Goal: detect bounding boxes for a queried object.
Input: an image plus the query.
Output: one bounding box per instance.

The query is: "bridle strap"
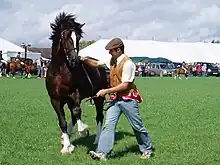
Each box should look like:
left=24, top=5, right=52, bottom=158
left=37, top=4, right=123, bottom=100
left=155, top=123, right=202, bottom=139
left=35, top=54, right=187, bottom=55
left=56, top=29, right=96, bottom=95
left=60, top=29, right=77, bottom=55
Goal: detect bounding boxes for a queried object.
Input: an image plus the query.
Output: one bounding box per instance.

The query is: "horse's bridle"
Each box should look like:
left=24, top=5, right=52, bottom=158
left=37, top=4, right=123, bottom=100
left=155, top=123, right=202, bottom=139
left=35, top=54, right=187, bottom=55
left=57, top=29, right=96, bottom=94
left=59, top=29, right=77, bottom=56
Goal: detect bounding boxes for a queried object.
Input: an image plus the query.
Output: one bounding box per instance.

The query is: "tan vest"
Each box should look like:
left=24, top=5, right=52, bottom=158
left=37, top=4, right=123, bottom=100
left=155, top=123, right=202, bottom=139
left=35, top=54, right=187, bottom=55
left=109, top=55, right=136, bottom=98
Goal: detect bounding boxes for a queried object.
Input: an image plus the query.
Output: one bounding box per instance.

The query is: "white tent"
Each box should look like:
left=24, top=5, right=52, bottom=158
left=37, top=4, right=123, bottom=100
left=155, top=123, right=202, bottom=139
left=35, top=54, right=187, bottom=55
left=79, top=39, right=220, bottom=68
left=0, top=37, right=25, bottom=53
left=0, top=37, right=26, bottom=61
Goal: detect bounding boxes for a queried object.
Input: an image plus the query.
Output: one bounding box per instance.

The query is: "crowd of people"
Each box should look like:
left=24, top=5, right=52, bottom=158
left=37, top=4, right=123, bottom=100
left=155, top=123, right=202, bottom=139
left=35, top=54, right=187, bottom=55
left=135, top=61, right=220, bottom=77
left=35, top=58, right=50, bottom=78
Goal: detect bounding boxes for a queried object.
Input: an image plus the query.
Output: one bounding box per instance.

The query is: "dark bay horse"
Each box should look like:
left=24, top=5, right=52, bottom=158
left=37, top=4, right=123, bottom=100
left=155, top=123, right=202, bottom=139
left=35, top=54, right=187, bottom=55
left=45, top=12, right=108, bottom=154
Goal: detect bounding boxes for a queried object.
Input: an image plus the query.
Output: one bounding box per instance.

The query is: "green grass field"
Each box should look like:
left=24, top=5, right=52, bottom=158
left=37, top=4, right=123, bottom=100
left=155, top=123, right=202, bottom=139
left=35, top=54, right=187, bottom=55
left=0, top=77, right=220, bottom=165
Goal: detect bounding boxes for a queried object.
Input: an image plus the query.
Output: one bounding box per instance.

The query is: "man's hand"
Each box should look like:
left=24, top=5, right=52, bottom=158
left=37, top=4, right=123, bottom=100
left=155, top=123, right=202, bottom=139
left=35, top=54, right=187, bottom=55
left=96, top=89, right=108, bottom=97
left=80, top=56, right=86, bottom=61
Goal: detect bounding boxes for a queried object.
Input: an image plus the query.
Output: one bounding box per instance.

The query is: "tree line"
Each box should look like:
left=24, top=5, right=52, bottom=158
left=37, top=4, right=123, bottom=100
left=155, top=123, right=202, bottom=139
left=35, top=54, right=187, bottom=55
left=211, top=40, right=220, bottom=43
left=79, top=40, right=96, bottom=50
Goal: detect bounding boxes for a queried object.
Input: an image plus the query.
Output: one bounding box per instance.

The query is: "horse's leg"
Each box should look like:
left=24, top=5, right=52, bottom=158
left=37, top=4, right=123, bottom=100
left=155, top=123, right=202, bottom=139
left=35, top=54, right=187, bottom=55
left=6, top=69, right=10, bottom=77
left=11, top=70, right=15, bottom=79
left=0, top=68, right=2, bottom=77
left=66, top=101, right=76, bottom=136
left=68, top=90, right=89, bottom=137
left=26, top=67, right=31, bottom=78
left=24, top=69, right=28, bottom=78
left=174, top=72, right=177, bottom=79
left=67, top=102, right=89, bottom=138
left=185, top=72, right=188, bottom=80
left=20, top=69, right=23, bottom=78
left=50, top=98, right=75, bottom=154
left=28, top=71, right=31, bottom=78
left=178, top=72, right=182, bottom=80
left=93, top=97, right=105, bottom=144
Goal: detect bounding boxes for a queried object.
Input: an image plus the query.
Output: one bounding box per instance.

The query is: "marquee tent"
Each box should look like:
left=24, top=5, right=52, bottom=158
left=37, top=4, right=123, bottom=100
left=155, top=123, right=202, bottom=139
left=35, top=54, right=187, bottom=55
left=79, top=39, right=220, bottom=68
left=0, top=37, right=42, bottom=61
left=0, top=37, right=25, bottom=53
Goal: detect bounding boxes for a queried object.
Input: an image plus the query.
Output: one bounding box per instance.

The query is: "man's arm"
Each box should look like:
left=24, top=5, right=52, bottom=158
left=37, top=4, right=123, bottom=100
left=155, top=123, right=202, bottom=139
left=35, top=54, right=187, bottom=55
left=80, top=57, right=105, bottom=68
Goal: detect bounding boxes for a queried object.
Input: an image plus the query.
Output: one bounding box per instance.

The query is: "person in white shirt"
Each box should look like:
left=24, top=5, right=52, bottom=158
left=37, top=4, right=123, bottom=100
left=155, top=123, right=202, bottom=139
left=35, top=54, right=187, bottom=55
left=35, top=58, right=42, bottom=78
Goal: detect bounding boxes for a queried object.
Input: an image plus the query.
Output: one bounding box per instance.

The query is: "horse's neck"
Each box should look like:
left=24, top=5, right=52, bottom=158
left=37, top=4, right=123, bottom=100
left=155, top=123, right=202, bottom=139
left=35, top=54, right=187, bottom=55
left=51, top=58, right=69, bottom=73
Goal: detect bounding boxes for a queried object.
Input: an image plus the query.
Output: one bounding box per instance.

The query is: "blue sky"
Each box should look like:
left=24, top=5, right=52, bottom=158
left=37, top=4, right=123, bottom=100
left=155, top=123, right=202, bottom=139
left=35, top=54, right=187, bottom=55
left=1, top=0, right=220, bottom=47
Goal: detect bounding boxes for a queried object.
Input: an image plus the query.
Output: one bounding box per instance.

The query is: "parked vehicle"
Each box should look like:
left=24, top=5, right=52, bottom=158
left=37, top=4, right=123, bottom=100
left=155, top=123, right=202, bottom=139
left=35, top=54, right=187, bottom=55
left=145, top=63, right=175, bottom=77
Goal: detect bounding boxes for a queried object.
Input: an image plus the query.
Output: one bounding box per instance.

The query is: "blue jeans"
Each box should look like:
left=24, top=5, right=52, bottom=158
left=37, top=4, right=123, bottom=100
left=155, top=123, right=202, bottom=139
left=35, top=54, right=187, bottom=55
left=96, top=99, right=153, bottom=154
left=37, top=65, right=41, bottom=77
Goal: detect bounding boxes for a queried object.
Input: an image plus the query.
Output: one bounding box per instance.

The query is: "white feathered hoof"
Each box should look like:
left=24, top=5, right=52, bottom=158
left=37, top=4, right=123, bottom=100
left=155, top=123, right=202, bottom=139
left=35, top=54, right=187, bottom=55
left=60, top=144, right=75, bottom=154
left=79, top=129, right=89, bottom=137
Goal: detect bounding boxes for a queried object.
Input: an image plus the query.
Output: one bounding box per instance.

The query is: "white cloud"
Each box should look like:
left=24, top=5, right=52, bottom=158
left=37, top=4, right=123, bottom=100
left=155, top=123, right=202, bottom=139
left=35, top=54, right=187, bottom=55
left=0, top=0, right=220, bottom=47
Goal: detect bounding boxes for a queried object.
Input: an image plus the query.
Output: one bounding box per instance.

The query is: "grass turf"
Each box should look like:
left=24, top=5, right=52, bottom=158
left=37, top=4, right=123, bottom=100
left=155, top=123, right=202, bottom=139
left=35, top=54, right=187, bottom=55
left=0, top=77, right=220, bottom=165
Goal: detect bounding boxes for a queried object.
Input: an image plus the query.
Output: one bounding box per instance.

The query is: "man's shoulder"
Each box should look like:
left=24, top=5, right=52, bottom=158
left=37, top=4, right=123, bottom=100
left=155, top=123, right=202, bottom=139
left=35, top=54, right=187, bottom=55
left=123, top=59, right=136, bottom=69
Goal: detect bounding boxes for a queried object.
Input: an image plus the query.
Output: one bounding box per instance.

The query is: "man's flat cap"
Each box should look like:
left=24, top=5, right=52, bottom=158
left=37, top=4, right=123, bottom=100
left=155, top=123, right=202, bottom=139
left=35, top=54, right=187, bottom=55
left=105, top=38, right=124, bottom=50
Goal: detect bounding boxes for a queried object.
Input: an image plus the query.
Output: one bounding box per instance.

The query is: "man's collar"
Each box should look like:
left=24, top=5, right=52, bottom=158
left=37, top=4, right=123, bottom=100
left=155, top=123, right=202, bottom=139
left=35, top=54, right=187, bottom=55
left=116, top=54, right=125, bottom=65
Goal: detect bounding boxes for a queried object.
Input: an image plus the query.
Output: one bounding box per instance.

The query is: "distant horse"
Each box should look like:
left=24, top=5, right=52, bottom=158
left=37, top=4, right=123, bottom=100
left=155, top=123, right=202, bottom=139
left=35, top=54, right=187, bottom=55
left=8, top=58, right=35, bottom=78
left=0, top=60, right=7, bottom=77
left=45, top=12, right=108, bottom=154
left=174, top=65, right=189, bottom=80
left=24, top=59, right=37, bottom=76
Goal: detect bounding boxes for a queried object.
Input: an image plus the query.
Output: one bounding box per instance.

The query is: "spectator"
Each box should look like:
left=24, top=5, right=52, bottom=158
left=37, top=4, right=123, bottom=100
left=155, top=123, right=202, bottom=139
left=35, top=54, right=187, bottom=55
left=201, top=64, right=207, bottom=77
left=35, top=58, right=42, bottom=78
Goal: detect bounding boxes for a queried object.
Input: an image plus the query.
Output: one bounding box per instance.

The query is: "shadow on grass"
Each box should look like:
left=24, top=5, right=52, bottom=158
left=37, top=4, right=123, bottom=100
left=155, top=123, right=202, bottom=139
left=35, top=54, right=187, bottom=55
left=72, top=131, right=156, bottom=159
left=111, top=145, right=156, bottom=159
left=72, top=131, right=134, bottom=153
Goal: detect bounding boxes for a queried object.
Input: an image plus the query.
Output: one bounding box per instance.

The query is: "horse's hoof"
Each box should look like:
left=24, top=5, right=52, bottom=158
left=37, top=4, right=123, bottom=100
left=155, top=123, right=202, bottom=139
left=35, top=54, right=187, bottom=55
left=60, top=144, right=75, bottom=154
left=79, top=129, right=89, bottom=137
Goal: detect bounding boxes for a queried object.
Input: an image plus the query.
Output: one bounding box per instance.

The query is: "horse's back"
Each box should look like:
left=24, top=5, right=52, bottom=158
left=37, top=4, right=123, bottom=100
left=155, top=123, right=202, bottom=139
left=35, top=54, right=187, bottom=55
left=82, top=62, right=108, bottom=89
left=74, top=62, right=109, bottom=98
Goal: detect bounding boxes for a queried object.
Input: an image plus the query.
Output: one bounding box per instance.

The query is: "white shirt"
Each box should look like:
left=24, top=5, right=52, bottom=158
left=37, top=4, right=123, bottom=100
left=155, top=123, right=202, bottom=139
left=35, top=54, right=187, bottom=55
left=97, top=54, right=136, bottom=83
left=36, top=59, right=41, bottom=66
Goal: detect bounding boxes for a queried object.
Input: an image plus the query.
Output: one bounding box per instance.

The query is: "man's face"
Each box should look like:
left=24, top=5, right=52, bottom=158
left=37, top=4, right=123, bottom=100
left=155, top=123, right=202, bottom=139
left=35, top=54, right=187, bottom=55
left=109, top=48, right=121, bottom=58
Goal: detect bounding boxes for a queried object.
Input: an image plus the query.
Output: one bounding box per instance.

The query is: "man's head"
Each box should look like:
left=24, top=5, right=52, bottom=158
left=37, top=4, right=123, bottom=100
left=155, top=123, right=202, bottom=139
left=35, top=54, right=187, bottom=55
left=105, top=38, right=124, bottom=58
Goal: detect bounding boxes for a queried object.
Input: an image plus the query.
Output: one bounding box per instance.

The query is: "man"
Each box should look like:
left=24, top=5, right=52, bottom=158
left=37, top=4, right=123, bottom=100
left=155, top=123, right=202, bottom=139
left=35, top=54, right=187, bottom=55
left=16, top=52, right=21, bottom=61
left=0, top=50, right=3, bottom=60
left=80, top=38, right=153, bottom=160
left=182, top=61, right=187, bottom=72
left=35, top=58, right=42, bottom=78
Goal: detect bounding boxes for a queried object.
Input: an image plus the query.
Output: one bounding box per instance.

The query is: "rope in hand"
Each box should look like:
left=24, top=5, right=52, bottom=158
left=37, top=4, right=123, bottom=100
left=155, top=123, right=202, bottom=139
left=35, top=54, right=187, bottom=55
left=85, top=95, right=113, bottom=111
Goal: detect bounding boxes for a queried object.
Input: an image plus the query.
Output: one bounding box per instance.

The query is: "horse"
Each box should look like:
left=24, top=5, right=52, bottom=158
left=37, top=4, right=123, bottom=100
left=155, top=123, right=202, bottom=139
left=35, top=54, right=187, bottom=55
left=45, top=12, right=108, bottom=154
left=24, top=59, right=37, bottom=76
left=174, top=65, right=189, bottom=80
left=8, top=58, right=35, bottom=78
left=0, top=60, right=7, bottom=77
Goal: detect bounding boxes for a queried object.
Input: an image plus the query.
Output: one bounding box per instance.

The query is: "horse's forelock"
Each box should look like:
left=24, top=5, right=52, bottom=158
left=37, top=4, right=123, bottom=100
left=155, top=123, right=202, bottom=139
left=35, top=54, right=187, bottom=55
left=49, top=12, right=83, bottom=43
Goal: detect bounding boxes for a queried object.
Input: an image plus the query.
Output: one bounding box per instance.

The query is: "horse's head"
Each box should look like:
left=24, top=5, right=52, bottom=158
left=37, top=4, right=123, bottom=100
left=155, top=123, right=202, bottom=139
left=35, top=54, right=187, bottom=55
left=49, top=12, right=84, bottom=67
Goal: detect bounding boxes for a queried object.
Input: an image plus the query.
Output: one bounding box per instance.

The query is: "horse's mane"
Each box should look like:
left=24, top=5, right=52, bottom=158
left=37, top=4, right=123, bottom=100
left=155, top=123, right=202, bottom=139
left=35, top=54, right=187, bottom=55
left=49, top=12, right=83, bottom=42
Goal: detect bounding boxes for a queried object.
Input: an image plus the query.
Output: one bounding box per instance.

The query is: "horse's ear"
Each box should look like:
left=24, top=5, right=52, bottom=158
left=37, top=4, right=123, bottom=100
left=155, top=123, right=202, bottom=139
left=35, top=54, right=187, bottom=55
left=79, top=23, right=85, bottom=29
